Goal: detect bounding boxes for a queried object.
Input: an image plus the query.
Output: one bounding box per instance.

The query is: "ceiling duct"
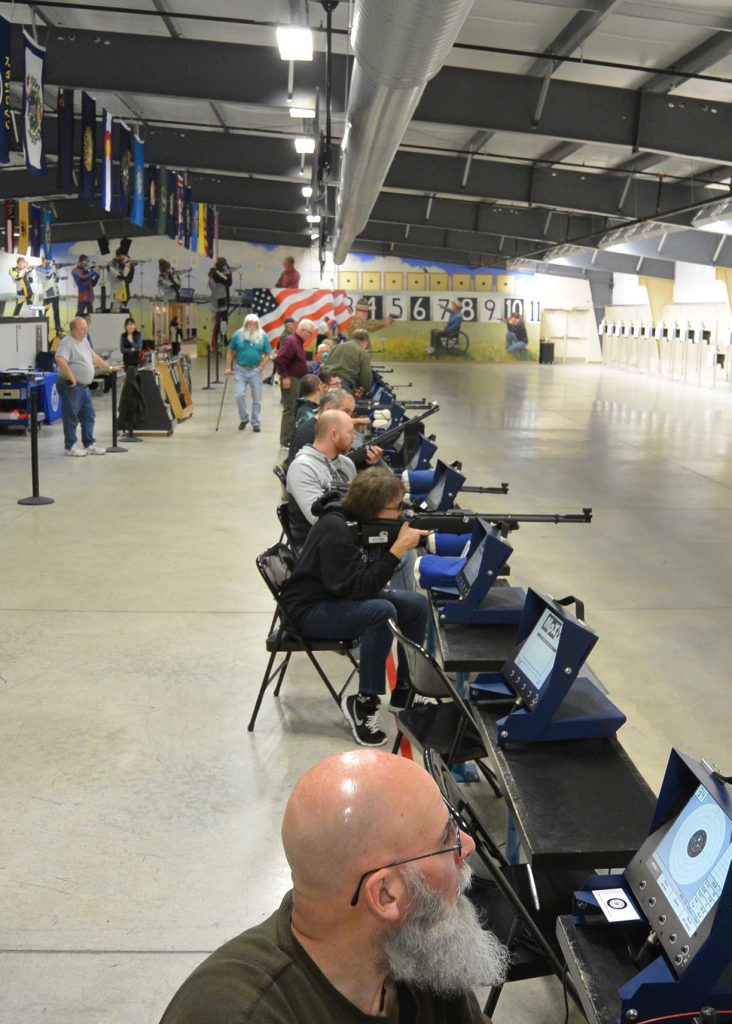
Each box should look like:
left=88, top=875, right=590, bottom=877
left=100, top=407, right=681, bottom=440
left=332, top=0, right=473, bottom=264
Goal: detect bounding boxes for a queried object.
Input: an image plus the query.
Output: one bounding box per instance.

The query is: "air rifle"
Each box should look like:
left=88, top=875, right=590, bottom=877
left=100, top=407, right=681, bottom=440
left=368, top=401, right=439, bottom=450
left=358, top=507, right=593, bottom=545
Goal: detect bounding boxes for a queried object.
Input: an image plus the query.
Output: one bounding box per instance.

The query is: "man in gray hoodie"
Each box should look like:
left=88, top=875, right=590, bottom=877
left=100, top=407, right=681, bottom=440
left=286, top=409, right=357, bottom=545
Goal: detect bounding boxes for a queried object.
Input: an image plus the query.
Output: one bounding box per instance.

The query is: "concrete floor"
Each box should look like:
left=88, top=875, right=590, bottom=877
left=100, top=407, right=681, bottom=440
left=2, top=358, right=731, bottom=1022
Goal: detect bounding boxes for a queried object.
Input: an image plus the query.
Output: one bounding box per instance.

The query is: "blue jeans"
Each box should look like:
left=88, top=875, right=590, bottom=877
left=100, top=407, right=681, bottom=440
left=298, top=589, right=429, bottom=696
left=58, top=379, right=96, bottom=449
left=234, top=365, right=263, bottom=427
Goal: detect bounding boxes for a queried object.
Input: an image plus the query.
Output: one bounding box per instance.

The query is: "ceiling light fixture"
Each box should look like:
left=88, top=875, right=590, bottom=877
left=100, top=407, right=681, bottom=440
left=302, top=185, right=313, bottom=198
left=276, top=26, right=313, bottom=61
left=294, top=137, right=315, bottom=154
left=289, top=107, right=316, bottom=119
left=307, top=213, right=321, bottom=223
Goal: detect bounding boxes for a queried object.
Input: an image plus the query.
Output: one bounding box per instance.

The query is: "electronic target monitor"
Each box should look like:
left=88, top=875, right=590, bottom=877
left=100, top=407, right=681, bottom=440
left=626, top=781, right=732, bottom=976
left=456, top=534, right=488, bottom=598
left=502, top=606, right=564, bottom=708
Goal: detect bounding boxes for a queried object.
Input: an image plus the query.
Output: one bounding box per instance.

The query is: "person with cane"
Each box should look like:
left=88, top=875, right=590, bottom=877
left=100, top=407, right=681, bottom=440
left=224, top=313, right=271, bottom=432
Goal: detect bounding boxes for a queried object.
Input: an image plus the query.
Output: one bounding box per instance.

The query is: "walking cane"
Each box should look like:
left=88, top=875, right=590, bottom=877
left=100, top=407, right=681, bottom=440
left=215, top=372, right=230, bottom=432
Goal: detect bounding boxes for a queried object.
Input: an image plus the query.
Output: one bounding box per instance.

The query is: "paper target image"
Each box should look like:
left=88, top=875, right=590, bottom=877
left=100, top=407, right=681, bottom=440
left=652, top=785, right=732, bottom=937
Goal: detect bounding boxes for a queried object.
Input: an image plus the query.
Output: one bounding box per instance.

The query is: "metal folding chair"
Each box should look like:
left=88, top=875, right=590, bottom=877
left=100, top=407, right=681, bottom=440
left=247, top=542, right=359, bottom=731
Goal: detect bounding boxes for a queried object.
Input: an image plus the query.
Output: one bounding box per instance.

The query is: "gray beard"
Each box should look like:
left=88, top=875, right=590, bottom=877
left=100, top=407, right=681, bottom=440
left=244, top=329, right=261, bottom=342
left=381, top=863, right=509, bottom=998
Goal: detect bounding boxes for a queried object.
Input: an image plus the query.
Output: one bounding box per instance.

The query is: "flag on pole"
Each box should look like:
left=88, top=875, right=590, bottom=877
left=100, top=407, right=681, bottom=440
left=130, top=135, right=144, bottom=226
left=100, top=108, right=113, bottom=211
left=175, top=173, right=184, bottom=245
left=0, top=17, right=12, bottom=165
left=250, top=289, right=354, bottom=338
left=56, top=88, right=74, bottom=193
left=156, top=165, right=167, bottom=235
left=79, top=91, right=96, bottom=202
left=17, top=200, right=29, bottom=253
left=29, top=203, right=41, bottom=256
left=197, top=202, right=207, bottom=255
left=166, top=169, right=176, bottom=239
left=4, top=199, right=15, bottom=252
left=146, top=164, right=158, bottom=231
left=42, top=207, right=52, bottom=258
left=22, top=30, right=47, bottom=175
left=117, top=120, right=132, bottom=216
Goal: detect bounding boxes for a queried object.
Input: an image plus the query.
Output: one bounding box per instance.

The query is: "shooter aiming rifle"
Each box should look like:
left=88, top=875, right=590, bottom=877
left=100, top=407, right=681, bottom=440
left=358, top=507, right=593, bottom=546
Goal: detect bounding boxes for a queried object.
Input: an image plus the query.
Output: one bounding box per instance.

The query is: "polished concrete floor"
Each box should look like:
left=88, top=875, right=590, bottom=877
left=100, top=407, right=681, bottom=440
left=2, top=358, right=731, bottom=1022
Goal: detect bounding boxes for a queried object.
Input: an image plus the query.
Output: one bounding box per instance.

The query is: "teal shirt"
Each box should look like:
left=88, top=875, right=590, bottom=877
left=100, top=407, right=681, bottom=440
left=228, top=329, right=271, bottom=367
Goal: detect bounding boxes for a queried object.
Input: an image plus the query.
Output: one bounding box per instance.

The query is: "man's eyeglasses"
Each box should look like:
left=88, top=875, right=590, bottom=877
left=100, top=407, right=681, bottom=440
left=349, top=802, right=469, bottom=907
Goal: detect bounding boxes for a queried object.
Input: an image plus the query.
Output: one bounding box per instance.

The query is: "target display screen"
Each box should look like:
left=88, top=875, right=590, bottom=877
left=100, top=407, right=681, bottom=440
left=460, top=537, right=487, bottom=590
left=513, top=609, right=563, bottom=692
left=649, top=784, right=732, bottom=938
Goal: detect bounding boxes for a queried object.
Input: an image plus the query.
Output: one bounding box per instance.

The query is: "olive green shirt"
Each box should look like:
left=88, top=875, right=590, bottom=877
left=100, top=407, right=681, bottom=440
left=158, top=892, right=490, bottom=1024
left=325, top=339, right=372, bottom=390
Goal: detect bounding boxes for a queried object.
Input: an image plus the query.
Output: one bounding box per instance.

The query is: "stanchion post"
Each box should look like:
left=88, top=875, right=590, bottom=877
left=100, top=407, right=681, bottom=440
left=213, top=339, right=222, bottom=384
left=201, top=343, right=214, bottom=390
left=106, top=370, right=128, bottom=453
left=18, top=385, right=54, bottom=506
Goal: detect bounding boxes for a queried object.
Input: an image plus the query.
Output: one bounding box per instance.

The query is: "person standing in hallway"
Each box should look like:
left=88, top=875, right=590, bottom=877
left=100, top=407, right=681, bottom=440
left=274, top=318, right=317, bottom=448
left=55, top=316, right=120, bottom=457
left=225, top=313, right=271, bottom=433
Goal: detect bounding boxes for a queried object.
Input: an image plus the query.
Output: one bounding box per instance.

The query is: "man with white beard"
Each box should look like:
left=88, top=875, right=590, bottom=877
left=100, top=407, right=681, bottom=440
left=158, top=750, right=507, bottom=1023
left=225, top=313, right=272, bottom=432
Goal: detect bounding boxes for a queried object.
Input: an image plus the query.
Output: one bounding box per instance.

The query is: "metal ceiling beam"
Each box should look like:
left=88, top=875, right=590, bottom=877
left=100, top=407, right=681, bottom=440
left=526, top=0, right=623, bottom=77
left=641, top=30, right=732, bottom=93
left=510, top=1, right=732, bottom=33
left=417, top=66, right=732, bottom=166
left=151, top=0, right=181, bottom=41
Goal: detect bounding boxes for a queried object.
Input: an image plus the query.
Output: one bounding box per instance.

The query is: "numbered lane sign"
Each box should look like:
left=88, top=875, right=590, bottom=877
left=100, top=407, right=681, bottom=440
left=410, top=295, right=432, bottom=321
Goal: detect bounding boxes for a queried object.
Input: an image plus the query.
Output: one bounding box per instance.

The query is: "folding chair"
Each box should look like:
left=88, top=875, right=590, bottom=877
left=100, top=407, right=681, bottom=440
left=272, top=463, right=288, bottom=501
left=248, top=542, right=360, bottom=731
left=387, top=619, right=499, bottom=795
left=424, top=749, right=562, bottom=1017
left=276, top=502, right=299, bottom=550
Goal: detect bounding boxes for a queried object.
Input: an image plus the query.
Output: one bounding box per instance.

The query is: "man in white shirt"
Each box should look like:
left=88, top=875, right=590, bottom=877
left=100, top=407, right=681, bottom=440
left=55, top=317, right=119, bottom=457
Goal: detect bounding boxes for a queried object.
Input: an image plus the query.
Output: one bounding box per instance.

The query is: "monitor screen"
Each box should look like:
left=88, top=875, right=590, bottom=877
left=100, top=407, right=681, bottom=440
left=648, top=784, right=732, bottom=940
left=461, top=536, right=487, bottom=590
left=512, top=608, right=563, bottom=692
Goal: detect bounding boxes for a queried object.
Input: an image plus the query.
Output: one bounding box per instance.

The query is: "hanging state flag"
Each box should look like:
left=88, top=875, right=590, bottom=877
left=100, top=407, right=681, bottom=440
left=183, top=185, right=192, bottom=249
left=22, top=30, right=47, bottom=175
left=100, top=108, right=113, bottom=211
left=42, top=207, right=52, bottom=258
left=206, top=204, right=215, bottom=258
left=191, top=201, right=198, bottom=253
left=117, top=120, right=132, bottom=216
left=197, top=202, right=207, bottom=255
left=29, top=203, right=41, bottom=256
left=79, top=91, right=96, bottom=202
left=56, top=88, right=74, bottom=193
left=17, top=200, right=29, bottom=253
left=156, top=165, right=168, bottom=234
left=130, top=134, right=144, bottom=226
left=0, top=17, right=11, bottom=165
left=166, top=168, right=176, bottom=239
left=175, top=173, right=184, bottom=245
left=146, top=164, right=158, bottom=231
left=4, top=199, right=15, bottom=252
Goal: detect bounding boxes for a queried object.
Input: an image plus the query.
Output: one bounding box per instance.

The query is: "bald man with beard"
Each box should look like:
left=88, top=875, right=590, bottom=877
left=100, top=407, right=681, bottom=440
left=159, top=751, right=506, bottom=1023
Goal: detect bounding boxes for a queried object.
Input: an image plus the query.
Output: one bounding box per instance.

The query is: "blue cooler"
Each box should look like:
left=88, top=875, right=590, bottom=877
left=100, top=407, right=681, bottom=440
left=39, top=371, right=61, bottom=423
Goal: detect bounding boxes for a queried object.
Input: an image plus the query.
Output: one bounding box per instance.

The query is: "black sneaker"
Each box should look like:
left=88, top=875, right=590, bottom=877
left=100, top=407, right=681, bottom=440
left=252, top=425, right=261, bottom=432
left=341, top=693, right=387, bottom=746
left=239, top=421, right=248, bottom=431
left=389, top=683, right=432, bottom=711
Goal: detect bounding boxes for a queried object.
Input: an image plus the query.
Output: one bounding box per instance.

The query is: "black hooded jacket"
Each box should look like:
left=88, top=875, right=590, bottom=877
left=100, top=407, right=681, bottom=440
left=279, top=494, right=399, bottom=625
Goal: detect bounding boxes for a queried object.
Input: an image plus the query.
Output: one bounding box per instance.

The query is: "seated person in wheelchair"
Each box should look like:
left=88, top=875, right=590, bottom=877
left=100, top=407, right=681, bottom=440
left=158, top=750, right=507, bottom=1024
left=427, top=300, right=462, bottom=356
left=280, top=467, right=430, bottom=746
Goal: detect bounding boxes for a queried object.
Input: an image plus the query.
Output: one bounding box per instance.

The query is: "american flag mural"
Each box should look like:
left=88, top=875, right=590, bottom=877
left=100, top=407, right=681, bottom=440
left=250, top=288, right=353, bottom=339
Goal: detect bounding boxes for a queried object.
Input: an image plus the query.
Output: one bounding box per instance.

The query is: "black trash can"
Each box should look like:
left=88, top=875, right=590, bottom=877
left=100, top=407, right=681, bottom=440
left=539, top=340, right=555, bottom=365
